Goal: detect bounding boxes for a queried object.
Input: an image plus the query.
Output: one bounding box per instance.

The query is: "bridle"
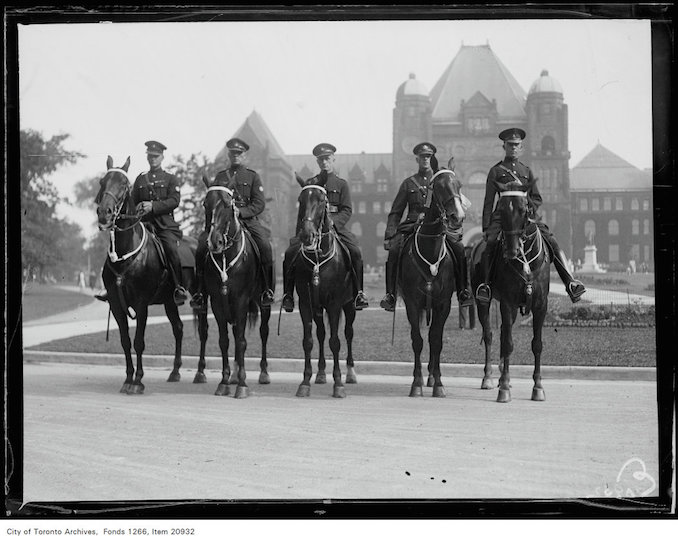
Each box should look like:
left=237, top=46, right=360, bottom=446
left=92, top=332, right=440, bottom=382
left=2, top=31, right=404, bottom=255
left=206, top=186, right=245, bottom=285
left=298, top=185, right=337, bottom=285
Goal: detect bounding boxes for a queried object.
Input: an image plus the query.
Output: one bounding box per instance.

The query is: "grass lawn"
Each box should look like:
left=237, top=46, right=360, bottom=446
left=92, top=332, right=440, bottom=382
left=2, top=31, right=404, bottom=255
left=22, top=285, right=96, bottom=321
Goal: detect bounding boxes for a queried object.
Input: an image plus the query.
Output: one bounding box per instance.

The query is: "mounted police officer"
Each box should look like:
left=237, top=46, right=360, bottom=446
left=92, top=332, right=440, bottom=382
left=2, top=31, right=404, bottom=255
left=380, top=142, right=473, bottom=312
left=189, top=137, right=275, bottom=310
left=96, top=140, right=188, bottom=305
left=281, top=143, right=369, bottom=313
left=475, top=127, right=586, bottom=304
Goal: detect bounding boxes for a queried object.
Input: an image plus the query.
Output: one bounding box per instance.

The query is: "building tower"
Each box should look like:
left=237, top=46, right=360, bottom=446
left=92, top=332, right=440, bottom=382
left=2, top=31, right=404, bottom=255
left=392, top=73, right=432, bottom=184
left=525, top=69, right=573, bottom=256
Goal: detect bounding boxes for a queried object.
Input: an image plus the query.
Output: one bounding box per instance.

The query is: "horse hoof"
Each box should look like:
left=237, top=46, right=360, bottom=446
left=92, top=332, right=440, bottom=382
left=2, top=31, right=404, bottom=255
left=345, top=368, right=357, bottom=384
left=481, top=377, right=495, bottom=390
left=409, top=385, right=424, bottom=397
left=167, top=371, right=181, bottom=382
left=215, top=383, right=230, bottom=396
left=296, top=385, right=311, bottom=397
left=426, top=375, right=434, bottom=388
left=259, top=372, right=271, bottom=385
left=432, top=385, right=446, bottom=398
left=235, top=386, right=249, bottom=399
left=127, top=383, right=145, bottom=395
left=315, top=372, right=327, bottom=384
left=531, top=388, right=545, bottom=402
left=120, top=383, right=131, bottom=394
left=496, top=389, right=511, bottom=403
left=193, top=372, right=207, bottom=384
left=333, top=385, right=346, bottom=398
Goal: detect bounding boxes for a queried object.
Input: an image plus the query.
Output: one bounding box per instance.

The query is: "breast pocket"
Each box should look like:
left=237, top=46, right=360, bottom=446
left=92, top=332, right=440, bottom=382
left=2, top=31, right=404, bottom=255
left=237, top=182, right=252, bottom=202
left=328, top=189, right=341, bottom=206
left=152, top=182, right=168, bottom=200
left=407, top=187, right=423, bottom=206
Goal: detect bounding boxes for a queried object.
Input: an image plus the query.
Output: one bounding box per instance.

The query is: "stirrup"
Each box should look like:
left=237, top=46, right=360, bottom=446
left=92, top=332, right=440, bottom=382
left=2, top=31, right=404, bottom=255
left=282, top=293, right=295, bottom=313
left=475, top=284, right=492, bottom=304
left=190, top=292, right=205, bottom=310
left=567, top=281, right=586, bottom=303
left=354, top=291, right=369, bottom=311
left=260, top=289, right=274, bottom=306
left=173, top=286, right=188, bottom=305
left=458, top=288, right=474, bottom=307
left=380, top=293, right=396, bottom=312
left=95, top=291, right=108, bottom=302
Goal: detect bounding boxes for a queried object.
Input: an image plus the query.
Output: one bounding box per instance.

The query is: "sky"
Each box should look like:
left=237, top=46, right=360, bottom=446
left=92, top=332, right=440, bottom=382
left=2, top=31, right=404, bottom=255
left=17, top=17, right=653, bottom=240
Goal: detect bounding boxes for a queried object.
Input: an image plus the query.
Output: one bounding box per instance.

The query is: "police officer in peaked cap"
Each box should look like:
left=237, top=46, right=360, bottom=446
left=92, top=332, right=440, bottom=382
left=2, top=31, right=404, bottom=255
left=475, top=127, right=585, bottom=303
left=190, top=137, right=276, bottom=310
left=379, top=142, right=472, bottom=311
left=96, top=140, right=189, bottom=305
left=281, top=142, right=369, bottom=312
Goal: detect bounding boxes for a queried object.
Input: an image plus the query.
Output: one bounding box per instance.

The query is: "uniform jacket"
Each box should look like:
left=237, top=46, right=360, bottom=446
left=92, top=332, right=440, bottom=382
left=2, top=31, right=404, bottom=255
left=384, top=171, right=435, bottom=240
left=131, top=168, right=181, bottom=232
left=206, top=165, right=266, bottom=230
left=482, top=158, right=543, bottom=231
left=302, top=171, right=352, bottom=231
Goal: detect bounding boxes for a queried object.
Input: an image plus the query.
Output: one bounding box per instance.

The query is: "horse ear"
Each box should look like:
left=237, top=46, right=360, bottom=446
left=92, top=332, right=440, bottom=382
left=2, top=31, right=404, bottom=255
left=106, top=155, right=113, bottom=170
left=295, top=173, right=305, bottom=187
left=122, top=156, right=131, bottom=172
left=202, top=175, right=211, bottom=188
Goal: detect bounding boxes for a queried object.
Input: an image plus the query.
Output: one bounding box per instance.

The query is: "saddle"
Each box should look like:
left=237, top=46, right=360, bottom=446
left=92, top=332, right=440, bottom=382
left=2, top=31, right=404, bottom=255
left=145, top=224, right=196, bottom=270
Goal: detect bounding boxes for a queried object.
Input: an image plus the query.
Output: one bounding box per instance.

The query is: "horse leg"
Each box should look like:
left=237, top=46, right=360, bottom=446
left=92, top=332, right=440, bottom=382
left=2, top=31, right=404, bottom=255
left=258, top=306, right=271, bottom=385
left=233, top=319, right=249, bottom=399
left=164, top=301, right=184, bottom=383
left=497, top=302, right=517, bottom=403
left=194, top=309, right=209, bottom=384
left=405, top=305, right=424, bottom=397
left=214, top=309, right=231, bottom=396
left=343, top=303, right=357, bottom=384
left=477, top=301, right=494, bottom=389
left=111, top=307, right=134, bottom=394
left=327, top=308, right=345, bottom=398
left=531, top=302, right=546, bottom=401
left=314, top=314, right=327, bottom=384
left=129, top=306, right=148, bottom=395
left=428, top=304, right=451, bottom=398
left=295, top=305, right=314, bottom=397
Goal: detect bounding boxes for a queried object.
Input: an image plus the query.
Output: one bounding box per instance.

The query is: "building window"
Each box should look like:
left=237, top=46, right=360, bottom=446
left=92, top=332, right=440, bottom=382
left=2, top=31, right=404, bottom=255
left=632, top=219, right=639, bottom=235
left=643, top=219, right=650, bottom=235
left=591, top=198, right=599, bottom=211
left=352, top=182, right=362, bottom=194
left=376, top=178, right=388, bottom=193
left=603, top=197, right=611, bottom=211
left=615, top=197, right=623, bottom=210
left=642, top=199, right=650, bottom=210
left=580, top=198, right=588, bottom=212
left=631, top=198, right=639, bottom=210
left=351, top=222, right=362, bottom=237
left=358, top=201, right=366, bottom=214
left=609, top=244, right=619, bottom=262
left=630, top=244, right=640, bottom=262
left=376, top=221, right=386, bottom=238
left=541, top=135, right=555, bottom=155
left=384, top=201, right=392, bottom=214
left=373, top=201, right=381, bottom=214
left=608, top=219, right=619, bottom=236
left=644, top=245, right=650, bottom=262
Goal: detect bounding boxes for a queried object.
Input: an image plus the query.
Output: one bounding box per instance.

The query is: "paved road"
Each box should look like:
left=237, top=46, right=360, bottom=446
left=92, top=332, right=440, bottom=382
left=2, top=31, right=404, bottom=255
left=21, top=362, right=659, bottom=504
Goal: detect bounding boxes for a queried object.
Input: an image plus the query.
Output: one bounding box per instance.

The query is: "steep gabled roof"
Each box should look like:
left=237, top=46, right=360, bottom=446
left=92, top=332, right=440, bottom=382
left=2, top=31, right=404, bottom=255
left=430, top=44, right=526, bottom=122
left=215, top=109, right=287, bottom=165
left=286, top=153, right=392, bottom=184
left=571, top=143, right=652, bottom=191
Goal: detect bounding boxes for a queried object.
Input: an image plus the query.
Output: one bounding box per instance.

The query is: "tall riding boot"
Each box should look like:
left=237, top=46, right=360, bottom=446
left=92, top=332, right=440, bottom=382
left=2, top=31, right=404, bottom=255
left=167, top=250, right=188, bottom=306
left=380, top=248, right=399, bottom=311
left=260, top=262, right=275, bottom=307
left=281, top=245, right=298, bottom=312
left=189, top=247, right=207, bottom=310
left=551, top=245, right=586, bottom=303
left=475, top=240, right=497, bottom=303
left=450, top=240, right=473, bottom=306
left=351, top=255, right=369, bottom=310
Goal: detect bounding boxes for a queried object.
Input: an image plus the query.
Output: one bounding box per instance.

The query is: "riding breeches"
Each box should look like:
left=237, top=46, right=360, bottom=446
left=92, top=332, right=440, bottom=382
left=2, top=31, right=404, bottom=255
left=155, top=227, right=184, bottom=287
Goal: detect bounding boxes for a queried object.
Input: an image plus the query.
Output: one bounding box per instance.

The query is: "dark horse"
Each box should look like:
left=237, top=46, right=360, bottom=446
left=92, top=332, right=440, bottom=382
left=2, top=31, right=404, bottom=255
left=292, top=184, right=357, bottom=398
left=96, top=156, right=195, bottom=393
left=397, top=170, right=466, bottom=397
left=470, top=181, right=550, bottom=403
left=193, top=180, right=271, bottom=398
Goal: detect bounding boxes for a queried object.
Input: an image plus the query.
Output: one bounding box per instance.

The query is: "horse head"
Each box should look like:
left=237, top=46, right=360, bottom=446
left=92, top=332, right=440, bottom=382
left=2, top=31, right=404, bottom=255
left=297, top=185, right=330, bottom=250
left=96, top=155, right=132, bottom=230
left=204, top=183, right=239, bottom=255
left=495, top=180, right=530, bottom=260
left=431, top=169, right=466, bottom=224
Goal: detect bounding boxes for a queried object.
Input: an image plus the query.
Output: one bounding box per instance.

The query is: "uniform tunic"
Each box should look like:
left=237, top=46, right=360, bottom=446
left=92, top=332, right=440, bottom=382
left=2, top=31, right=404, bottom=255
left=132, top=168, right=182, bottom=239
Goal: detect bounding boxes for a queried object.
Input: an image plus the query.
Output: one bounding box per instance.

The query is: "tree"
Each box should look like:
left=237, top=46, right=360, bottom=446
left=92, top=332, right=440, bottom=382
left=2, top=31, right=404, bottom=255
left=20, top=129, right=84, bottom=282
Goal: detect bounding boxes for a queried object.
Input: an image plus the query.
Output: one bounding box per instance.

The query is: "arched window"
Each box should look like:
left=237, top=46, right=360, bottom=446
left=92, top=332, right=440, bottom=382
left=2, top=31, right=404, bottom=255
left=351, top=222, right=362, bottom=237
left=541, top=136, right=555, bottom=154
left=376, top=221, right=387, bottom=238
left=631, top=219, right=639, bottom=235
left=631, top=198, right=639, bottom=210
left=643, top=219, right=650, bottom=234
left=608, top=219, right=619, bottom=236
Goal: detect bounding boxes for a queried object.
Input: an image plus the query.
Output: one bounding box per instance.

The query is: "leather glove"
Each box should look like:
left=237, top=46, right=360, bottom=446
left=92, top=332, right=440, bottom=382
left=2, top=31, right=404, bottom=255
left=136, top=201, right=152, bottom=216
